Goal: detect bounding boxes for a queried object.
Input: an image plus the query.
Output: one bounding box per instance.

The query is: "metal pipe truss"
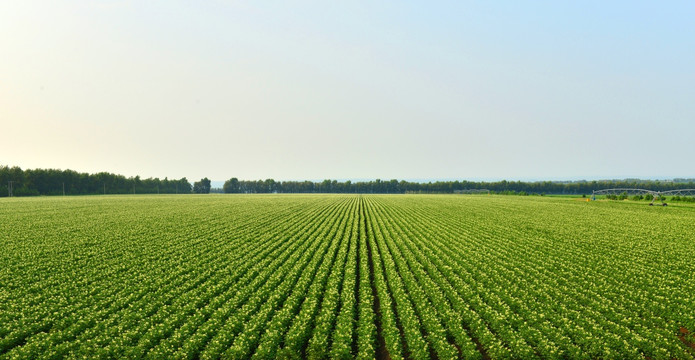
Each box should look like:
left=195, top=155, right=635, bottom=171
left=660, top=189, right=695, bottom=197
left=453, top=189, right=490, bottom=194
left=591, top=188, right=695, bottom=205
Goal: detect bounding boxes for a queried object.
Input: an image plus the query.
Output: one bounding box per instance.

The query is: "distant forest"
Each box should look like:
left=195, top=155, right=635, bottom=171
left=220, top=177, right=695, bottom=195
left=0, top=166, right=192, bottom=196
left=2, top=165, right=694, bottom=197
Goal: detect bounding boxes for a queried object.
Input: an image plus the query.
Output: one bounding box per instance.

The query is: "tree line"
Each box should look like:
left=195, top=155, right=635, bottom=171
left=0, top=166, right=197, bottom=196
left=3, top=165, right=694, bottom=197
left=222, top=177, right=695, bottom=195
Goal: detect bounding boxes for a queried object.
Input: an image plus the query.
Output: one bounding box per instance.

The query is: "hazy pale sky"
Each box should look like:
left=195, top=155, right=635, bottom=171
left=2, top=1, right=694, bottom=182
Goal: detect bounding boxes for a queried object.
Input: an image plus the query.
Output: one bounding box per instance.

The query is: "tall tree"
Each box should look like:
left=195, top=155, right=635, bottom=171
left=223, top=177, right=240, bottom=193
left=193, top=177, right=211, bottom=194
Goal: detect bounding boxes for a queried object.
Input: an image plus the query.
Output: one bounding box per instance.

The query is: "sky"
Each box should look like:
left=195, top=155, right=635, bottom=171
left=2, top=1, right=694, bottom=182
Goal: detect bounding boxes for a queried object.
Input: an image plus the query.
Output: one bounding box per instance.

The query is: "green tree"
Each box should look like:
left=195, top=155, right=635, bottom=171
left=193, top=178, right=211, bottom=194
left=223, top=177, right=240, bottom=193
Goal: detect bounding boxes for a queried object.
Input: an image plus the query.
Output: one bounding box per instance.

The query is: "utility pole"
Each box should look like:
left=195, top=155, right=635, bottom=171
left=7, top=181, right=13, bottom=197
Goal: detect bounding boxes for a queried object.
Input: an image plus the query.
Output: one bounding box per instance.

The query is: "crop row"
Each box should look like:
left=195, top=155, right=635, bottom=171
left=1, top=196, right=365, bottom=359
left=2, top=194, right=694, bottom=359
left=362, top=195, right=695, bottom=359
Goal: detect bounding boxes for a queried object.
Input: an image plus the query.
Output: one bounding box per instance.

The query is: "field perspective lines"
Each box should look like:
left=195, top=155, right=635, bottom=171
left=1, top=194, right=695, bottom=359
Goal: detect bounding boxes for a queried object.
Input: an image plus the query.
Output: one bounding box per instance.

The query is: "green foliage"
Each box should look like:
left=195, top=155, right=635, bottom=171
left=4, top=164, right=695, bottom=196
left=671, top=195, right=695, bottom=203
left=0, top=165, right=191, bottom=196
left=1, top=195, right=694, bottom=359
left=223, top=177, right=240, bottom=193
left=193, top=178, right=211, bottom=194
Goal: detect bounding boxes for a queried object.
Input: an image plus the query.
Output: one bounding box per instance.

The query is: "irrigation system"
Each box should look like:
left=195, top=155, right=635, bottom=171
left=591, top=188, right=695, bottom=205
left=453, top=189, right=490, bottom=194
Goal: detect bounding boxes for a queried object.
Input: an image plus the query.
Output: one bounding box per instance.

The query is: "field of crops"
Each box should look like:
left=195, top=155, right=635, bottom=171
left=1, top=194, right=695, bottom=359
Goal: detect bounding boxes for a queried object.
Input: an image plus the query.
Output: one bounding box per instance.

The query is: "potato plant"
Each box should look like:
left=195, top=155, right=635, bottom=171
left=1, top=194, right=694, bottom=359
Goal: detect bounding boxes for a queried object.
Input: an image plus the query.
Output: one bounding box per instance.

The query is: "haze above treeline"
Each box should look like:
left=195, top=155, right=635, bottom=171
left=2, top=165, right=694, bottom=197
left=3, top=2, right=694, bottom=182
